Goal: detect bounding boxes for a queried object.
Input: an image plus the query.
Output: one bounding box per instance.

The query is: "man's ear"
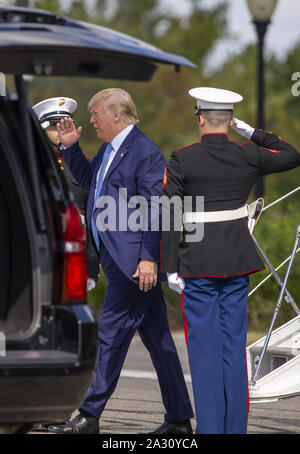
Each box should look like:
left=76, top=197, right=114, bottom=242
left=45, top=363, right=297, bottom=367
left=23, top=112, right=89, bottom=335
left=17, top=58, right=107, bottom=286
left=199, top=115, right=205, bottom=127
left=114, top=111, right=121, bottom=122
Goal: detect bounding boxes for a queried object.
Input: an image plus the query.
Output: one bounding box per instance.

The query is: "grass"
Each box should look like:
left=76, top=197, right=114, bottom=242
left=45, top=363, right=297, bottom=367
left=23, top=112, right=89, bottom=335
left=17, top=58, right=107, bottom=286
left=247, top=331, right=266, bottom=346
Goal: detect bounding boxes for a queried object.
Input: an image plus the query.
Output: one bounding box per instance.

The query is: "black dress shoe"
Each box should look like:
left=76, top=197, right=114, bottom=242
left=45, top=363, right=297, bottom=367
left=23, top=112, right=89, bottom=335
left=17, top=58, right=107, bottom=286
left=46, top=413, right=99, bottom=434
left=147, top=420, right=193, bottom=434
left=30, top=422, right=57, bottom=433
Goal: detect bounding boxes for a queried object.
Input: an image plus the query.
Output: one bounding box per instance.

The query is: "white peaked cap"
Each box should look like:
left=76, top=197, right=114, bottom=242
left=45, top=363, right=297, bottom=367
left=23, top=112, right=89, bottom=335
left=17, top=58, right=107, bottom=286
left=188, top=87, right=243, bottom=111
left=32, top=97, right=77, bottom=129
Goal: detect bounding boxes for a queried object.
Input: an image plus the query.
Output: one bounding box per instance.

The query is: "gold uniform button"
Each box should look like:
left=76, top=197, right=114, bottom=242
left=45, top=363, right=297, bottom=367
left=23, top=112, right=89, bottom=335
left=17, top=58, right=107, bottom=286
left=60, top=166, right=64, bottom=170
left=58, top=159, right=62, bottom=163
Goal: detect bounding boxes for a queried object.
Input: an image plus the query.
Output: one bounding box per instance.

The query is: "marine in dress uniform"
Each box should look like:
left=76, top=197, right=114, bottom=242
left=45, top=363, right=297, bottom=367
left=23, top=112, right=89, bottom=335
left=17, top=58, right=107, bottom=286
left=161, top=87, right=300, bottom=434
left=32, top=98, right=100, bottom=286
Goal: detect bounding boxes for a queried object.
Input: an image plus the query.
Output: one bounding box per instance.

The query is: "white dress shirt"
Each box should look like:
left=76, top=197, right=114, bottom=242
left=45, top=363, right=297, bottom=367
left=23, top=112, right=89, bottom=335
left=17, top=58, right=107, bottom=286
left=95, top=124, right=134, bottom=192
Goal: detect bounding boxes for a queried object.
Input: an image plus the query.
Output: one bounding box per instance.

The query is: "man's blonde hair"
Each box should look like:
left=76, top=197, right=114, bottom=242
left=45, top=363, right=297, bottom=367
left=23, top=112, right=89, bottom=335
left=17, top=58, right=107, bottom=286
left=88, top=88, right=139, bottom=125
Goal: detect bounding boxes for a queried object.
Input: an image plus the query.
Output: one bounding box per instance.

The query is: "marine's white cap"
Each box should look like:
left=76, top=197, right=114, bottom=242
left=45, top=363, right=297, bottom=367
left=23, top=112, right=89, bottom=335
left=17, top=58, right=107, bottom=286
left=189, top=87, right=243, bottom=112
left=32, top=97, right=77, bottom=129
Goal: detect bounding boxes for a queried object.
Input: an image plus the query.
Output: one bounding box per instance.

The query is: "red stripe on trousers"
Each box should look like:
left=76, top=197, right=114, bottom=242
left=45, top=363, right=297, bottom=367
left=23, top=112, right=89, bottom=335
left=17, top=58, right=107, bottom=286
left=181, top=291, right=189, bottom=358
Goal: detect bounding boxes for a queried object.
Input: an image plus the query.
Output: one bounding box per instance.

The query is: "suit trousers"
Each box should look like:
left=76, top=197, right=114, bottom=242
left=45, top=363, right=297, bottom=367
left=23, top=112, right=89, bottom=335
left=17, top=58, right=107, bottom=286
left=80, top=244, right=194, bottom=422
left=182, top=275, right=249, bottom=434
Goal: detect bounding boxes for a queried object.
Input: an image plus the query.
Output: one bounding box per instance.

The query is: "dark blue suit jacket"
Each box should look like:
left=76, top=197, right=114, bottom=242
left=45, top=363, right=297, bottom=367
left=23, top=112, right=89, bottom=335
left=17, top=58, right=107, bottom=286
left=62, top=125, right=166, bottom=283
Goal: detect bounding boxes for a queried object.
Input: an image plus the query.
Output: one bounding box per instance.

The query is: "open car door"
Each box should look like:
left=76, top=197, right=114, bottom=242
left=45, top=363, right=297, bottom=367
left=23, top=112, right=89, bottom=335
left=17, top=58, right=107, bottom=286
left=0, top=6, right=196, bottom=79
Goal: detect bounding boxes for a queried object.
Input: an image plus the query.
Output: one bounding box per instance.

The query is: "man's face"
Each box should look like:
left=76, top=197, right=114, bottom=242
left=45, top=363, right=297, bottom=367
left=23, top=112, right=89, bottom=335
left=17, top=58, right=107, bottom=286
left=45, top=124, right=59, bottom=146
left=89, top=99, right=116, bottom=142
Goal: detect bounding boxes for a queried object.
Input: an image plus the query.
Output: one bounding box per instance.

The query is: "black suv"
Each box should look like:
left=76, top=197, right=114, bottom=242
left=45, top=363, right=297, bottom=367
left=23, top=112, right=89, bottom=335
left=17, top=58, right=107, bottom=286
left=0, top=6, right=195, bottom=431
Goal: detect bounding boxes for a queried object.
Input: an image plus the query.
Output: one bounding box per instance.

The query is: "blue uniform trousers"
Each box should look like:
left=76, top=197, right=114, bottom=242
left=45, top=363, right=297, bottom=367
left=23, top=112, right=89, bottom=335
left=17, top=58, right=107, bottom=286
left=80, top=245, right=194, bottom=422
left=182, top=275, right=249, bottom=434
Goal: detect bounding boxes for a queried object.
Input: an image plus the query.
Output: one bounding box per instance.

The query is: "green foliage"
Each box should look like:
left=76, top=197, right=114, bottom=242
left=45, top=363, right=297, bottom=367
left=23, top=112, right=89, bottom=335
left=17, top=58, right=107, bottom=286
left=32, top=0, right=62, bottom=15
left=248, top=199, right=300, bottom=332
left=26, top=0, right=300, bottom=332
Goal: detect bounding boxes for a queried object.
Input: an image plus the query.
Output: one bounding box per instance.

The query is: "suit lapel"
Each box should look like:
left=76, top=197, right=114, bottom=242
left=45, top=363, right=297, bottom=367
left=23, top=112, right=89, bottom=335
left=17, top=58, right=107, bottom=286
left=100, top=125, right=140, bottom=191
left=103, top=143, right=129, bottom=182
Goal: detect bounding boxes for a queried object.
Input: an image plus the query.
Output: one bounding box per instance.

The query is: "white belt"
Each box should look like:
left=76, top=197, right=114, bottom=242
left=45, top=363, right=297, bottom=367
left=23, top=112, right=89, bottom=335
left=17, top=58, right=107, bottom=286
left=183, top=205, right=248, bottom=224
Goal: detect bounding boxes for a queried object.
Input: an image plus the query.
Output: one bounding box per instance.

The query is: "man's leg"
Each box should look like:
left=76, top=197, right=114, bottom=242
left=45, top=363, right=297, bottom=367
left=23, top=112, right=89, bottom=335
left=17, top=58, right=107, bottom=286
left=182, top=278, right=225, bottom=434
left=79, top=260, right=151, bottom=419
left=218, top=275, right=249, bottom=434
left=45, top=249, right=152, bottom=434
left=138, top=284, right=194, bottom=424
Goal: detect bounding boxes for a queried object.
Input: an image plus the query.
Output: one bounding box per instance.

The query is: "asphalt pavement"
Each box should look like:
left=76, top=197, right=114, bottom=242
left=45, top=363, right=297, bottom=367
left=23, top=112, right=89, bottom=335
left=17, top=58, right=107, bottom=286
left=25, top=331, right=300, bottom=435
left=98, top=332, right=300, bottom=435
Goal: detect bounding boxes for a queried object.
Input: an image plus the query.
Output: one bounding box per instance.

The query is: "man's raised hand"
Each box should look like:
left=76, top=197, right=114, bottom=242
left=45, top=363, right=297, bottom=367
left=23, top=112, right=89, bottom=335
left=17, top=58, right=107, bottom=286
left=231, top=118, right=254, bottom=140
left=57, top=117, right=82, bottom=148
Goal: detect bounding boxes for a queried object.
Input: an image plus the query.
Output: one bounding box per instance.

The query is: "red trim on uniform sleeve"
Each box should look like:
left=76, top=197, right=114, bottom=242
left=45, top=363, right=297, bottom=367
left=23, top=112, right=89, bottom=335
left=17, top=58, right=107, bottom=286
left=162, top=167, right=168, bottom=188
left=241, top=142, right=280, bottom=153
left=261, top=147, right=280, bottom=153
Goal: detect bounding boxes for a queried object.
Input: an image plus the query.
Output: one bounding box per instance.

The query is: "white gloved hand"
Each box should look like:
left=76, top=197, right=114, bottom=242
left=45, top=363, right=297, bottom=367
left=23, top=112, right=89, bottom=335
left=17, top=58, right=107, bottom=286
left=87, top=278, right=96, bottom=292
left=231, top=118, right=254, bottom=140
left=167, top=272, right=185, bottom=294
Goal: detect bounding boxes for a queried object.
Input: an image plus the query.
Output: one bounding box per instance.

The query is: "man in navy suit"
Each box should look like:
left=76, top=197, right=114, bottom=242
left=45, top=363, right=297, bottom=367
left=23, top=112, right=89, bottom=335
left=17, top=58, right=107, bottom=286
left=45, top=88, right=194, bottom=434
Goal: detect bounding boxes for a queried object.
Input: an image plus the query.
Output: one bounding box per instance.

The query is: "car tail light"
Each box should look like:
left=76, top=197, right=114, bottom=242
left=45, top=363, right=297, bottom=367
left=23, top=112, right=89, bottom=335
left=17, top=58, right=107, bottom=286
left=61, top=204, right=87, bottom=303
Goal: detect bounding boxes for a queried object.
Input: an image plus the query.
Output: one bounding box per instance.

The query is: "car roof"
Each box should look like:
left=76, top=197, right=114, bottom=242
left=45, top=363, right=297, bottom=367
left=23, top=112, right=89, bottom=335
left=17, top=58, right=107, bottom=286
left=0, top=6, right=196, bottom=81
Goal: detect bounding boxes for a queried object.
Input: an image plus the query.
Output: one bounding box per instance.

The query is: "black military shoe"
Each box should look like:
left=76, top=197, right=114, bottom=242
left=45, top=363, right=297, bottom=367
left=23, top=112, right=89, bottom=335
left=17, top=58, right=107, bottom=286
left=147, top=420, right=193, bottom=434
left=30, top=422, right=58, bottom=433
left=46, top=413, right=99, bottom=434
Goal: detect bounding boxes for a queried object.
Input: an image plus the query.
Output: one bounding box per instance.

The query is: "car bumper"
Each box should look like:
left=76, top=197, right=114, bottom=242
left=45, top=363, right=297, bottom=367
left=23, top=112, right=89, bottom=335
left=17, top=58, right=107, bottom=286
left=0, top=305, right=98, bottom=423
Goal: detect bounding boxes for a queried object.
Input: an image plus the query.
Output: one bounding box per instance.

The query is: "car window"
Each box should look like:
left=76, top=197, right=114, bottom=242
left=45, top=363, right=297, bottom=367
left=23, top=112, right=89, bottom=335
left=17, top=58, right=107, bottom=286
left=0, top=97, right=69, bottom=231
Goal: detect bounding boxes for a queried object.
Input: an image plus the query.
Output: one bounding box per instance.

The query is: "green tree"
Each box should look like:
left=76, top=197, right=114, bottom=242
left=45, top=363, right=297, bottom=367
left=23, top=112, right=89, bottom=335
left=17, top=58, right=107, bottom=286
left=32, top=0, right=62, bottom=15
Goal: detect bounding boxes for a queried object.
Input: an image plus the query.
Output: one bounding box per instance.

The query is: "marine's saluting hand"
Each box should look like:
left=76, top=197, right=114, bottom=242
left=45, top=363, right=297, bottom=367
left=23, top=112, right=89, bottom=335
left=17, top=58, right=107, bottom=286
left=231, top=118, right=254, bottom=140
left=57, top=117, right=82, bottom=148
